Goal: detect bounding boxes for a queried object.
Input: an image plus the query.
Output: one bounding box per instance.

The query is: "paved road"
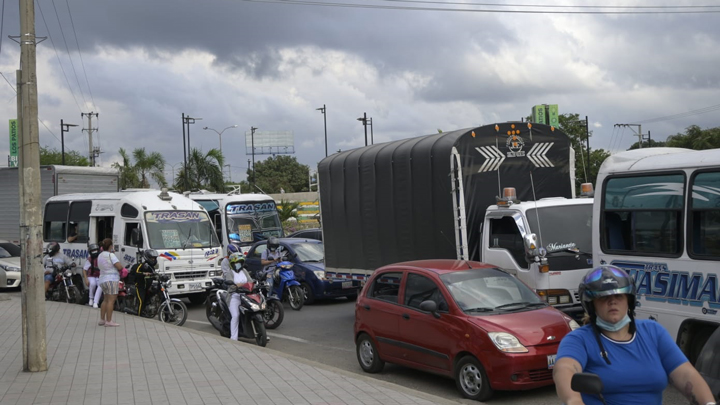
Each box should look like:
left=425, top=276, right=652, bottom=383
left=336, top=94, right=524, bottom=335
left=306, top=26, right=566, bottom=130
left=181, top=296, right=691, bottom=405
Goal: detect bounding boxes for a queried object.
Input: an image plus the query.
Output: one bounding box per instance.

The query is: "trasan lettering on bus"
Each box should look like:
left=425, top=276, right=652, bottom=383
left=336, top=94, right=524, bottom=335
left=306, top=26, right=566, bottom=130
left=226, top=203, right=276, bottom=214
left=151, top=212, right=201, bottom=220
left=619, top=263, right=720, bottom=306
left=63, top=249, right=89, bottom=259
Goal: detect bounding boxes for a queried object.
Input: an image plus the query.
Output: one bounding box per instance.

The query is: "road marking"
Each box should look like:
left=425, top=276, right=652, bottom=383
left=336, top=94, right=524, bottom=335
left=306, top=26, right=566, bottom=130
left=183, top=319, right=312, bottom=344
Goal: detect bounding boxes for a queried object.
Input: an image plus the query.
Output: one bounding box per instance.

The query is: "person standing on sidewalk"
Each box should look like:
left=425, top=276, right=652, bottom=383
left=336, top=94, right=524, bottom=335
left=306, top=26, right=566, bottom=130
left=97, top=238, right=126, bottom=327
left=82, top=243, right=103, bottom=308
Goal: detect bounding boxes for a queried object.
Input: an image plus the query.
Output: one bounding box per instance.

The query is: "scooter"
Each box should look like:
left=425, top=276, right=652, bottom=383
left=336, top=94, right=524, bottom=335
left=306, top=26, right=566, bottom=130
left=205, top=278, right=269, bottom=347
left=253, top=278, right=285, bottom=330
left=267, top=260, right=305, bottom=311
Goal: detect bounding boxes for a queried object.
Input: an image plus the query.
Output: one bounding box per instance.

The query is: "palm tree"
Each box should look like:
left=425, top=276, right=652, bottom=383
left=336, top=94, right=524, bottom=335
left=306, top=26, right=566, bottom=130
left=277, top=199, right=300, bottom=222
left=175, top=148, right=224, bottom=192
left=112, top=148, right=140, bottom=189
left=133, top=148, right=167, bottom=188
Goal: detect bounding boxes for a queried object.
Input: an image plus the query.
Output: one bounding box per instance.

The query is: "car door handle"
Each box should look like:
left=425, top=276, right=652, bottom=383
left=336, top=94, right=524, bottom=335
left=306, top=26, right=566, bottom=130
left=402, top=313, right=410, bottom=320
left=363, top=305, right=370, bottom=311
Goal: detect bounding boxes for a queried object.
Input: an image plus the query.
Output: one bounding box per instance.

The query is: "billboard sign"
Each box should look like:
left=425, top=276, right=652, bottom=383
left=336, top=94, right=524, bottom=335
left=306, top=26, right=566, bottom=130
left=8, top=119, right=18, bottom=167
left=532, top=105, right=547, bottom=125
left=245, top=130, right=295, bottom=155
left=548, top=104, right=560, bottom=128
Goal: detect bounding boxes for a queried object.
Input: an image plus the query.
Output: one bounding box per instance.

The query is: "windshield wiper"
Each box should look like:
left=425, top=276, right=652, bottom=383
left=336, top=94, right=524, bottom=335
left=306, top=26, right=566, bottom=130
left=465, top=307, right=494, bottom=313
left=494, top=302, right=532, bottom=310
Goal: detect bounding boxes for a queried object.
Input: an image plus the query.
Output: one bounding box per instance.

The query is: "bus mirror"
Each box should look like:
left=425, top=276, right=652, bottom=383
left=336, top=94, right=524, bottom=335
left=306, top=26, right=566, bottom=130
left=130, top=228, right=143, bottom=248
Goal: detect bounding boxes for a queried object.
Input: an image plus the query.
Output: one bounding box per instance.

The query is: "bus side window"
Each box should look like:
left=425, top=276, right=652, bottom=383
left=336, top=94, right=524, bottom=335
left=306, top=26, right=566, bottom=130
left=68, top=201, right=91, bottom=244
left=124, top=223, right=141, bottom=247
left=605, top=212, right=631, bottom=250
left=44, top=202, right=69, bottom=242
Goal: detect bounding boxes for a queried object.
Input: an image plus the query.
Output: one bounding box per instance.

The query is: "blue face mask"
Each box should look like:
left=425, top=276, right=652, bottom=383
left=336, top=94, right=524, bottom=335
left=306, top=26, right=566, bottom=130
left=596, top=313, right=631, bottom=332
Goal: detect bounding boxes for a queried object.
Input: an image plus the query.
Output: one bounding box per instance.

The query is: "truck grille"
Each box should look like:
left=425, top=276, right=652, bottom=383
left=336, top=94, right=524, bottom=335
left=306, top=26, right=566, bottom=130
left=174, top=271, right=208, bottom=280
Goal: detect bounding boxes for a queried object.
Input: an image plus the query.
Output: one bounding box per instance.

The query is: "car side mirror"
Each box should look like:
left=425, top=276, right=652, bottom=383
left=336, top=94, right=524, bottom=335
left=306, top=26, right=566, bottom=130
left=419, top=300, right=440, bottom=318
left=571, top=372, right=604, bottom=396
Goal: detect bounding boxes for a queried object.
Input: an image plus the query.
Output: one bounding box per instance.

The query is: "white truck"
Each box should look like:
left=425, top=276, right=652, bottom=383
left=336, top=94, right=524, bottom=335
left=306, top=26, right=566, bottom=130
left=317, top=122, right=594, bottom=317
left=0, top=165, right=119, bottom=244
left=43, top=189, right=223, bottom=303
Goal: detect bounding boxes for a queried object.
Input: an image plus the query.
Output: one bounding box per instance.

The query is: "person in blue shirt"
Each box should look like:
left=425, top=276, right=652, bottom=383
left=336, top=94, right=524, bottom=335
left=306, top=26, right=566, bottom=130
left=553, top=265, right=715, bottom=405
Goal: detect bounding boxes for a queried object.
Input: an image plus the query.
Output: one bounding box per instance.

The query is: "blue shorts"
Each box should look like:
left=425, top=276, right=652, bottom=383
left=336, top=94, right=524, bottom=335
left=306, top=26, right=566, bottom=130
left=44, top=274, right=54, bottom=282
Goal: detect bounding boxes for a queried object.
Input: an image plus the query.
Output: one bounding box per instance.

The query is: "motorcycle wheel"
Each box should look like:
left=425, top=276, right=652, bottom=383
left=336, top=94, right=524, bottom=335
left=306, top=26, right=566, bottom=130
left=264, top=300, right=284, bottom=330
left=287, top=285, right=304, bottom=311
left=67, top=286, right=82, bottom=304
left=253, top=319, right=267, bottom=347
left=159, top=300, right=188, bottom=327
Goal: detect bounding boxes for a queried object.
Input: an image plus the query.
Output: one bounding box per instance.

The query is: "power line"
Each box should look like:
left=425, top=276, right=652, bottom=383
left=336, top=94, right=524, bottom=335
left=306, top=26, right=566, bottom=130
left=0, top=0, right=5, bottom=58
left=382, top=0, right=720, bottom=9
left=51, top=0, right=88, bottom=109
left=65, top=0, right=98, bottom=111
left=635, top=103, right=720, bottom=124
left=37, top=1, right=83, bottom=112
left=238, top=0, right=720, bottom=14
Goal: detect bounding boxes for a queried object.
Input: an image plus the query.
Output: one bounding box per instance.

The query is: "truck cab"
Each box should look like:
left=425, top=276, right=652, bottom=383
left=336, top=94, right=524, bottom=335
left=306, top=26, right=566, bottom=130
left=481, top=187, right=594, bottom=318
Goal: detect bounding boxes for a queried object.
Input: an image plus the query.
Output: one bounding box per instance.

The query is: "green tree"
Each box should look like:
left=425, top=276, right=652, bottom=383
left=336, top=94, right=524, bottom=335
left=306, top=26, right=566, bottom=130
left=249, top=155, right=310, bottom=194
left=39, top=145, right=90, bottom=166
left=175, top=148, right=224, bottom=192
left=112, top=147, right=166, bottom=189
left=665, top=125, right=720, bottom=150
left=558, top=114, right=596, bottom=189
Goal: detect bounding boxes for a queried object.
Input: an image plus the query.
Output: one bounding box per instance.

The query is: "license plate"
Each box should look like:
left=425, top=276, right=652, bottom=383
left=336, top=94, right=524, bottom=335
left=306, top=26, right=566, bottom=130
left=342, top=281, right=353, bottom=289
left=189, top=282, right=202, bottom=291
left=547, top=354, right=557, bottom=369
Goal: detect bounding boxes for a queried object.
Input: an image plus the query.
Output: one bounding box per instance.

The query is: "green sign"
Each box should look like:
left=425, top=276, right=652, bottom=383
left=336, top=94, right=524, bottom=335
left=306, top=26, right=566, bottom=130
left=532, top=105, right=547, bottom=124
left=548, top=104, right=560, bottom=128
left=8, top=119, right=18, bottom=167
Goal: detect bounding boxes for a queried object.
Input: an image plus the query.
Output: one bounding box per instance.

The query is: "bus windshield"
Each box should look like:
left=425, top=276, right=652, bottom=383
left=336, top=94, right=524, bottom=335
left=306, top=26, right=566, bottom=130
left=526, top=204, right=593, bottom=271
left=226, top=201, right=283, bottom=245
left=145, top=211, right=219, bottom=249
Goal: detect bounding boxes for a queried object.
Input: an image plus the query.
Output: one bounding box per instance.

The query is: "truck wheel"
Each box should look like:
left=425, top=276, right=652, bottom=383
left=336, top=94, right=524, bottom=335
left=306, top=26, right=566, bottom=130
left=300, top=282, right=315, bottom=305
left=455, top=355, right=493, bottom=401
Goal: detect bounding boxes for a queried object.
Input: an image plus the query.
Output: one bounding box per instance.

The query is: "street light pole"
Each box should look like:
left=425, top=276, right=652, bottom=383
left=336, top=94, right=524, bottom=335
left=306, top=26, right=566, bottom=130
left=357, top=112, right=368, bottom=146
left=368, top=117, right=373, bottom=145
left=203, top=125, right=238, bottom=160
left=60, top=120, right=78, bottom=165
left=182, top=115, right=202, bottom=191
left=316, top=105, right=327, bottom=157
left=251, top=126, right=258, bottom=190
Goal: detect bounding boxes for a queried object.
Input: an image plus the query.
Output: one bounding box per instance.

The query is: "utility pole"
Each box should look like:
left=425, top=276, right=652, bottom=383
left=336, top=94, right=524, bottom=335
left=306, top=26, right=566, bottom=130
left=316, top=105, right=327, bottom=157
left=251, top=127, right=258, bottom=190
left=19, top=0, right=48, bottom=372
left=614, top=123, right=643, bottom=149
left=60, top=120, right=78, bottom=165
left=182, top=113, right=188, bottom=191
left=81, top=112, right=98, bottom=165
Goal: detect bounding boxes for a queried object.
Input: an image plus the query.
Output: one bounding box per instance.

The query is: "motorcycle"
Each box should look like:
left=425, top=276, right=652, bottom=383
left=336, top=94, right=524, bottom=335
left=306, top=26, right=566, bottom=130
left=205, top=278, right=268, bottom=347
left=260, top=259, right=304, bottom=311
left=253, top=278, right=285, bottom=330
left=117, top=273, right=188, bottom=326
left=47, top=264, right=83, bottom=304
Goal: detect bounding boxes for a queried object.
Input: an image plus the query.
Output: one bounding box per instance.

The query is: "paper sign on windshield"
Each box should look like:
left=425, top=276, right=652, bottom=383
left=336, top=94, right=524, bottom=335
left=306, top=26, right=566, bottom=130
left=237, top=224, right=253, bottom=242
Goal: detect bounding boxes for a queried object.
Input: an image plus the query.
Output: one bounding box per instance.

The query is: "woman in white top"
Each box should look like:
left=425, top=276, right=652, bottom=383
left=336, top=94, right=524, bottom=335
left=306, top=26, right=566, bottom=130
left=224, top=253, right=254, bottom=340
left=97, top=238, right=126, bottom=327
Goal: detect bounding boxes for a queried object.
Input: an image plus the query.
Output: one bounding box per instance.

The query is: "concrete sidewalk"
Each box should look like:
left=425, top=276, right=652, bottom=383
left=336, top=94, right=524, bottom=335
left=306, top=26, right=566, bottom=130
left=0, top=294, right=459, bottom=405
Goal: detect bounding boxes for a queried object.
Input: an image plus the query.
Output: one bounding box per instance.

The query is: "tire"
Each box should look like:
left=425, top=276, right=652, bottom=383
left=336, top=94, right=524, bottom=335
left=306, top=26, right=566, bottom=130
left=287, top=285, right=304, bottom=311
left=159, top=300, right=188, bottom=326
left=264, top=300, right=284, bottom=330
left=454, top=355, right=493, bottom=402
left=253, top=319, right=268, bottom=347
left=187, top=293, right=207, bottom=306
left=300, top=282, right=315, bottom=305
left=346, top=293, right=358, bottom=302
left=67, top=286, right=82, bottom=304
left=356, top=333, right=384, bottom=373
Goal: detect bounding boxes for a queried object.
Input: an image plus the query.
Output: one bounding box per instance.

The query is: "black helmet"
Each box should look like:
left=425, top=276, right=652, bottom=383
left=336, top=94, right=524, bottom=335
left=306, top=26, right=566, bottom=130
left=578, top=265, right=636, bottom=317
left=88, top=243, right=100, bottom=259
left=143, top=249, right=159, bottom=267
left=47, top=242, right=60, bottom=256
left=268, top=237, right=279, bottom=251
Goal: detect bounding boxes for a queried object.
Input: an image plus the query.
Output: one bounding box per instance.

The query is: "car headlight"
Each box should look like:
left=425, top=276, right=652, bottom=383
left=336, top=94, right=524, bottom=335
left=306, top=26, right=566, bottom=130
left=313, top=270, right=326, bottom=280
left=488, top=332, right=529, bottom=353
left=0, top=264, right=20, bottom=272
left=568, top=319, right=581, bottom=331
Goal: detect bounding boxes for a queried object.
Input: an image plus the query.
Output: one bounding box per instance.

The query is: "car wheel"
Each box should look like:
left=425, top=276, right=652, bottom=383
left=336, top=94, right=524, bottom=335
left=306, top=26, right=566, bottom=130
left=356, top=333, right=384, bottom=373
left=187, top=293, right=207, bottom=306
left=300, top=282, right=315, bottom=305
left=455, top=355, right=493, bottom=401
left=346, top=293, right=358, bottom=301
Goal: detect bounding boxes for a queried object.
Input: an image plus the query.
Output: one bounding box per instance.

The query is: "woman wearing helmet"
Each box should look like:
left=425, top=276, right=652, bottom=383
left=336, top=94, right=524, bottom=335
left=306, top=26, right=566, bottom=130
left=220, top=244, right=241, bottom=278
left=554, top=265, right=714, bottom=405
left=82, top=243, right=103, bottom=307
left=223, top=252, right=254, bottom=341
left=43, top=241, right=72, bottom=297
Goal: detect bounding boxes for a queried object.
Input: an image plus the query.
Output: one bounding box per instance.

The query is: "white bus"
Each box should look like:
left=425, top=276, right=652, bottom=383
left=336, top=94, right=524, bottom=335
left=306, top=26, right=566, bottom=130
left=593, top=147, right=720, bottom=364
left=43, top=189, right=223, bottom=304
left=188, top=191, right=283, bottom=255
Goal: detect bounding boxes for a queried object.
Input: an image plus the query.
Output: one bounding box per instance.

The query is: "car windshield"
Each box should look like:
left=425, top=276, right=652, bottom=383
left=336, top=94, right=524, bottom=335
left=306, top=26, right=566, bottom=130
left=0, top=243, right=21, bottom=258
left=289, top=242, right=324, bottom=262
left=526, top=204, right=593, bottom=271
left=144, top=211, right=219, bottom=249
left=440, top=268, right=545, bottom=313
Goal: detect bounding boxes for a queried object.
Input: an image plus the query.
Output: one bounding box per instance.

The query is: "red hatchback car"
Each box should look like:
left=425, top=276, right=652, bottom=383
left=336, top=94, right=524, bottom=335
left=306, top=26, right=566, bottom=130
left=354, top=259, right=580, bottom=401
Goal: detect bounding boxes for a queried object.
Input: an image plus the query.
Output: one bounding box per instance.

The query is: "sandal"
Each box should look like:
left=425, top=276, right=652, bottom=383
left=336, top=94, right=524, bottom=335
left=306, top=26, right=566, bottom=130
left=104, top=321, right=120, bottom=327
left=98, top=320, right=105, bottom=326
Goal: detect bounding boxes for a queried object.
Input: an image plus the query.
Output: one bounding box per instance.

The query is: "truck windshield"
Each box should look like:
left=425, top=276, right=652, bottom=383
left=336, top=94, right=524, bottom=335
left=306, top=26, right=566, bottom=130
left=526, top=204, right=593, bottom=271
left=144, top=211, right=219, bottom=249
left=226, top=201, right=283, bottom=245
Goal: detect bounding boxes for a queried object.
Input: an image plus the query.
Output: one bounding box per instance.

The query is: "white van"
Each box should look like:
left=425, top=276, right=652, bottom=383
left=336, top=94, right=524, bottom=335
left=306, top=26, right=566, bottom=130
left=43, top=189, right=223, bottom=303
left=188, top=191, right=283, bottom=255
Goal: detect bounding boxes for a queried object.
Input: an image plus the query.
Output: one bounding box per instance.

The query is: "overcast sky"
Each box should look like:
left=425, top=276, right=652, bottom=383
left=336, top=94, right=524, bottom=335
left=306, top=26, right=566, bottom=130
left=0, top=0, right=718, bottom=183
